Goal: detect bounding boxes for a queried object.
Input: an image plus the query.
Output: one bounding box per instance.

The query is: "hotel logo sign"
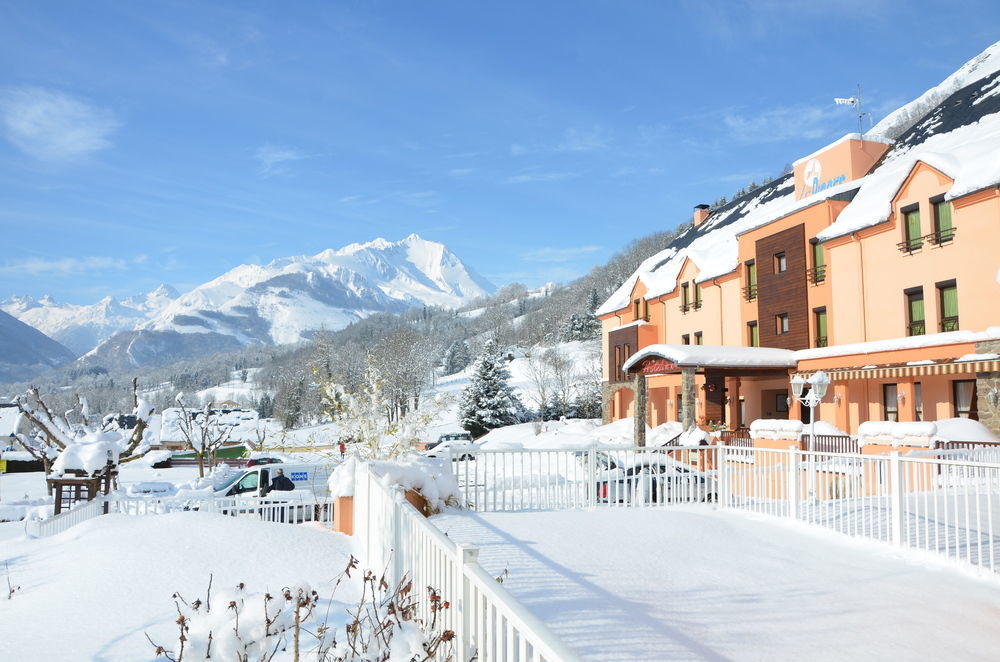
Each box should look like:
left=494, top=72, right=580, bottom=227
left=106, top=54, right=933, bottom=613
left=800, top=158, right=846, bottom=198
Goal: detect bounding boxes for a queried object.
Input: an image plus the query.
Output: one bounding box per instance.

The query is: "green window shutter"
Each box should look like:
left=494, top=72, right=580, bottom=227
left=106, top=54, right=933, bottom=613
left=813, top=243, right=825, bottom=268
left=936, top=201, right=953, bottom=232
left=695, top=283, right=702, bottom=307
left=749, top=324, right=759, bottom=347
left=941, top=286, right=958, bottom=319
left=906, top=210, right=921, bottom=244
left=748, top=263, right=757, bottom=288
left=909, top=295, right=925, bottom=322
left=817, top=311, right=827, bottom=337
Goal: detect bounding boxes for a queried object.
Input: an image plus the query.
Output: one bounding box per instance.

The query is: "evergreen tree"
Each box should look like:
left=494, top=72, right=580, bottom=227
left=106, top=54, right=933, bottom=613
left=443, top=339, right=473, bottom=375
left=459, top=340, right=523, bottom=438
left=561, top=312, right=601, bottom=341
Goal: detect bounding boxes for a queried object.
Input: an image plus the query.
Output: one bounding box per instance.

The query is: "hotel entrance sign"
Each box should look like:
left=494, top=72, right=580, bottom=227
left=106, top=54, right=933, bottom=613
left=639, top=358, right=679, bottom=374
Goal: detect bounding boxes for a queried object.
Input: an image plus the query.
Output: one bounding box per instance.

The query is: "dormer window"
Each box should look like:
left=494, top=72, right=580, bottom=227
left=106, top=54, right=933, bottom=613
left=931, top=197, right=955, bottom=244
left=680, top=283, right=690, bottom=313
left=898, top=205, right=923, bottom=252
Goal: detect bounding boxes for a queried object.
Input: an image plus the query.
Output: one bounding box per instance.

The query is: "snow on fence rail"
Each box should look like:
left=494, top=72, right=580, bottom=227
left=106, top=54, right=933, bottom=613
left=445, top=445, right=1000, bottom=574
left=354, top=464, right=583, bottom=662
left=25, top=495, right=333, bottom=537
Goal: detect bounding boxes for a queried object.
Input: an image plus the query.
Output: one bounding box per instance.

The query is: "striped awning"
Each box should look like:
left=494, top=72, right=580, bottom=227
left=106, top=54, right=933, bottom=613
left=795, top=359, right=1000, bottom=381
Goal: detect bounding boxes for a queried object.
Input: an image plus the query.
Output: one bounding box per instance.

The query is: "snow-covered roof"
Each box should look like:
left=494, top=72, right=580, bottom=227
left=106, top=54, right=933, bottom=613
left=795, top=327, right=1000, bottom=361
left=622, top=345, right=797, bottom=372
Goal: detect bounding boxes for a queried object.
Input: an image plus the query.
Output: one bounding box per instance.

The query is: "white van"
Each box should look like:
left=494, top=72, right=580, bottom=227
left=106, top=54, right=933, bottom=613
left=208, top=463, right=337, bottom=522
left=214, top=463, right=335, bottom=500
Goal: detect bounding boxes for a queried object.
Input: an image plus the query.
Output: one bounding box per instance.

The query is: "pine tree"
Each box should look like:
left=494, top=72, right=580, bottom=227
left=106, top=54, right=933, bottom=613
left=443, top=339, right=473, bottom=375
left=561, top=312, right=601, bottom=341
left=459, top=340, right=523, bottom=438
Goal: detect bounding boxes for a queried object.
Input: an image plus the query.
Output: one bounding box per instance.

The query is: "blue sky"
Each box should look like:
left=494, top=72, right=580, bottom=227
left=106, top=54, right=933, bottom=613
left=2, top=1, right=1000, bottom=304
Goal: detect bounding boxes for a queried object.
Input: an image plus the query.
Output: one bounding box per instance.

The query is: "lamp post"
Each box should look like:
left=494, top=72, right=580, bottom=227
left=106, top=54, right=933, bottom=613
left=790, top=370, right=830, bottom=451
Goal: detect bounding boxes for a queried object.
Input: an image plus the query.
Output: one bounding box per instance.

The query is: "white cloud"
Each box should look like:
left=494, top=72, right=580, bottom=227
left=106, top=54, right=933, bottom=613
left=0, top=256, right=129, bottom=276
left=0, top=87, right=119, bottom=161
left=253, top=144, right=309, bottom=177
left=522, top=245, right=602, bottom=263
left=723, top=104, right=843, bottom=143
left=507, top=170, right=577, bottom=184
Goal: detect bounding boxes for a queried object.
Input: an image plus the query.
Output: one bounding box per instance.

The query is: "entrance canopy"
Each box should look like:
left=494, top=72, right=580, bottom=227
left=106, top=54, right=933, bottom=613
left=623, top=344, right=797, bottom=375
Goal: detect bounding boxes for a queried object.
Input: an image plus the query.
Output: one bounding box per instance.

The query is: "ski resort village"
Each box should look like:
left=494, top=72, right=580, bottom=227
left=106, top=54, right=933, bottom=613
left=4, top=5, right=1000, bottom=661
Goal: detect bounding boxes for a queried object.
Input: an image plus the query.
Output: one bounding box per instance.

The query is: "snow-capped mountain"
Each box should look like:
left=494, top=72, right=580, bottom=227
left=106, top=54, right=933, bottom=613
left=76, top=234, right=494, bottom=369
left=0, top=309, right=76, bottom=383
left=1, top=285, right=179, bottom=356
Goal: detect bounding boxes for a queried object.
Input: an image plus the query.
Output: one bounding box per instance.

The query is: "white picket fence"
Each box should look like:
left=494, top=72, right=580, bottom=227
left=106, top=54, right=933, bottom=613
left=25, top=495, right=334, bottom=538
left=353, top=464, right=583, bottom=662
left=445, top=445, right=1000, bottom=575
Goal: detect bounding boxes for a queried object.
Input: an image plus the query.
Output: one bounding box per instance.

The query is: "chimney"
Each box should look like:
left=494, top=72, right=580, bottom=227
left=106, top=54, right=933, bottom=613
left=693, top=204, right=710, bottom=227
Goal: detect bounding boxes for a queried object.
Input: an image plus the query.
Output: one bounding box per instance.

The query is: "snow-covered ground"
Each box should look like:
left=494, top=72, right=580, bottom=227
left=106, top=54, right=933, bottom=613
left=432, top=507, right=1000, bottom=661
left=0, top=513, right=360, bottom=661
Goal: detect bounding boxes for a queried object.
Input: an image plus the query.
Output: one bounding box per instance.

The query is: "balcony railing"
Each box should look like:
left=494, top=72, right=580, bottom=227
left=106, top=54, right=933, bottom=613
left=679, top=302, right=690, bottom=313
left=693, top=300, right=702, bottom=310
left=806, top=265, right=827, bottom=284
left=940, top=316, right=960, bottom=332
left=897, top=237, right=923, bottom=253
left=742, top=285, right=757, bottom=301
left=928, top=226, right=957, bottom=245
left=908, top=320, right=926, bottom=336
left=815, top=336, right=828, bottom=348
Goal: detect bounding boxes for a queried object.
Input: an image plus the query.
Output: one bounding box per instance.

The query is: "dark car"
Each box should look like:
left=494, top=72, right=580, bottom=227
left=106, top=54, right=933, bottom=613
left=595, top=457, right=716, bottom=504
left=246, top=457, right=284, bottom=467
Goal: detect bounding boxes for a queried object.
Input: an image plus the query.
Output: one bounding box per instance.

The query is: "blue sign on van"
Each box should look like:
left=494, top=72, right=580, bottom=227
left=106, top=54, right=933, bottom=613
left=290, top=471, right=307, bottom=482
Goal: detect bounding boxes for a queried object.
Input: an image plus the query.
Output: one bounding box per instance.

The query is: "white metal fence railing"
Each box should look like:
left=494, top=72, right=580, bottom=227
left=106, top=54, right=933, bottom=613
left=25, top=495, right=334, bottom=538
left=445, top=445, right=1000, bottom=575
left=449, top=445, right=717, bottom=512
left=354, top=464, right=583, bottom=662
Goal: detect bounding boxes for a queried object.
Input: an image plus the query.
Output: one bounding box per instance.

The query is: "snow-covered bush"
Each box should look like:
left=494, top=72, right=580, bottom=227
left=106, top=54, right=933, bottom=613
left=328, top=456, right=461, bottom=514
left=857, top=421, right=937, bottom=448
left=749, top=419, right=804, bottom=441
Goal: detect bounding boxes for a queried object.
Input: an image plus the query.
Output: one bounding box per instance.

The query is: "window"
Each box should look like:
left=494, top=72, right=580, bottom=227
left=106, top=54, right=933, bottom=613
left=953, top=380, right=978, bottom=420
left=776, top=313, right=789, bottom=335
left=681, top=334, right=690, bottom=345
left=914, top=382, right=923, bottom=421
left=899, top=206, right=922, bottom=252
left=906, top=288, right=925, bottom=336
left=883, top=383, right=899, bottom=422
left=744, top=261, right=757, bottom=300
left=774, top=252, right=787, bottom=273
left=748, top=321, right=759, bottom=347
left=938, top=280, right=959, bottom=332
left=693, top=283, right=703, bottom=310
left=814, top=307, right=828, bottom=347
left=809, top=241, right=826, bottom=283
left=623, top=343, right=631, bottom=360
left=681, top=283, right=690, bottom=312
left=633, top=298, right=641, bottom=320
left=775, top=393, right=789, bottom=413
left=694, top=331, right=703, bottom=345
left=932, top=198, right=955, bottom=244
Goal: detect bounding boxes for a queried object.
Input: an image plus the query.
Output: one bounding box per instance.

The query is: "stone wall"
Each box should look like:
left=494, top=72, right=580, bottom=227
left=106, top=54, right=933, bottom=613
left=976, top=339, right=1000, bottom=436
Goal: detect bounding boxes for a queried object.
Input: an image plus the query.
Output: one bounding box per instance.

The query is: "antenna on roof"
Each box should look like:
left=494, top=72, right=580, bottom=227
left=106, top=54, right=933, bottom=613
left=834, top=84, right=871, bottom=137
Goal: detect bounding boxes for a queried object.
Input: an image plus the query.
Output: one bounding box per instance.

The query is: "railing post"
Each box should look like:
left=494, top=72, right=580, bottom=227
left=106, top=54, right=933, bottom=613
left=587, top=446, right=597, bottom=508
left=456, top=544, right=479, bottom=661
left=717, top=445, right=728, bottom=508
left=788, top=446, right=799, bottom=521
left=390, top=485, right=404, bottom=587
left=889, top=451, right=905, bottom=547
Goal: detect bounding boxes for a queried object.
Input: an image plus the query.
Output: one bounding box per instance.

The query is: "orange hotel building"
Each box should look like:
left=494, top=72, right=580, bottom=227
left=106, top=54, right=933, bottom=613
left=597, top=62, right=1000, bottom=442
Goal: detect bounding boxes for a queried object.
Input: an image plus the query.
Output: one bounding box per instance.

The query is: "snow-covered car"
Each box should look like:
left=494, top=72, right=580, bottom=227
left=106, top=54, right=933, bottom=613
left=595, top=456, right=716, bottom=504
left=422, top=437, right=480, bottom=461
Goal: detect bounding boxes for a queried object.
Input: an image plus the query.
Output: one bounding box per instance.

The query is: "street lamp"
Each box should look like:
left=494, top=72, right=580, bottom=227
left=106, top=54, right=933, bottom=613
left=791, top=370, right=830, bottom=450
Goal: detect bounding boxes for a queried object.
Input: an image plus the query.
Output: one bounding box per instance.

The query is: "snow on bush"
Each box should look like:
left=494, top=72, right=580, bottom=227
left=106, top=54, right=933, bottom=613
left=328, top=456, right=461, bottom=513
left=933, top=418, right=1000, bottom=443
left=749, top=419, right=804, bottom=440
left=857, top=421, right=938, bottom=448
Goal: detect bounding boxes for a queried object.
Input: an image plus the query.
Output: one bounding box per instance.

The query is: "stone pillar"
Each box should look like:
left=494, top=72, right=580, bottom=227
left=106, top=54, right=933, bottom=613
left=681, top=367, right=697, bottom=430
left=976, top=340, right=1000, bottom=436
left=601, top=382, right=613, bottom=424
left=633, top=373, right=647, bottom=447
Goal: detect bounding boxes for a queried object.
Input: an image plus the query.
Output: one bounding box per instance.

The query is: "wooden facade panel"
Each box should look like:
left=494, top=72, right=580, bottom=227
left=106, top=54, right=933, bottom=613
left=756, top=224, right=810, bottom=350
left=608, top=325, right=639, bottom=383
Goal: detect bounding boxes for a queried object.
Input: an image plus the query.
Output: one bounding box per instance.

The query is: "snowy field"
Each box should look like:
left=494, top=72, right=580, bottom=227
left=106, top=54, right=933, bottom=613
left=0, top=513, right=359, bottom=661
left=432, top=507, right=1000, bottom=661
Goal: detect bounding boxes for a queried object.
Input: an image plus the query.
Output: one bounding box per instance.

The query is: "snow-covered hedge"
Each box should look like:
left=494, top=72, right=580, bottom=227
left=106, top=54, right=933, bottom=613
left=749, top=419, right=804, bottom=440
left=857, top=421, right=937, bottom=448
left=328, top=456, right=461, bottom=512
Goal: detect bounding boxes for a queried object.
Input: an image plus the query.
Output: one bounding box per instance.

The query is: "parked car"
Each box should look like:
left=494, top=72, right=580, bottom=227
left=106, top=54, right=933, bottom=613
left=422, top=433, right=479, bottom=460
left=595, top=456, right=716, bottom=504
left=200, top=462, right=336, bottom=522
left=246, top=457, right=284, bottom=467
